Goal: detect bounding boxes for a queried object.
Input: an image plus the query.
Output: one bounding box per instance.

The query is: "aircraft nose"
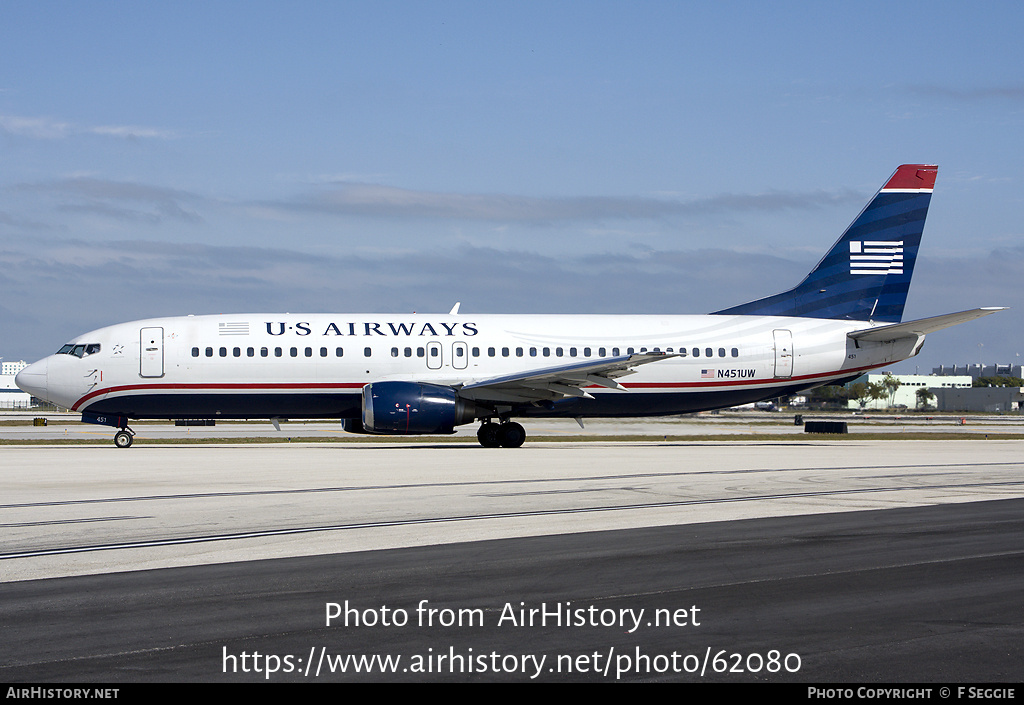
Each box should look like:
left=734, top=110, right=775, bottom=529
left=15, top=359, right=48, bottom=401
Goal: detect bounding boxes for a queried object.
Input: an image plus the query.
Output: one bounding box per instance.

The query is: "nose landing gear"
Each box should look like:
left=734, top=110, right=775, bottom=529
left=477, top=420, right=526, bottom=448
left=114, top=428, right=135, bottom=448
left=80, top=412, right=136, bottom=448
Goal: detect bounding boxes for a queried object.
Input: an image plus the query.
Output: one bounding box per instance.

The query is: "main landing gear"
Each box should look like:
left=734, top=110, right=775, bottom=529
left=477, top=420, right=526, bottom=448
left=114, top=427, right=135, bottom=448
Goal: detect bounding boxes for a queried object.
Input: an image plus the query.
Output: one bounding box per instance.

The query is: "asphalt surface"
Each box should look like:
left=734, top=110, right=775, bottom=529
left=1, top=438, right=1022, bottom=683
left=1, top=499, right=1021, bottom=682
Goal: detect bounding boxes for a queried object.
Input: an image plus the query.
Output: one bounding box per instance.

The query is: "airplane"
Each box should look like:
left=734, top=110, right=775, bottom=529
left=16, top=164, right=1004, bottom=448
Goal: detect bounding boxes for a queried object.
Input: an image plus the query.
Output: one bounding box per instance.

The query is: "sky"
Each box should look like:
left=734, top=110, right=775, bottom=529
left=2, top=1, right=1022, bottom=372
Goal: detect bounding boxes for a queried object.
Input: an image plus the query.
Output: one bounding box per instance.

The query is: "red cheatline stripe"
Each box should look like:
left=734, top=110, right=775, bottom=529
left=72, top=362, right=881, bottom=411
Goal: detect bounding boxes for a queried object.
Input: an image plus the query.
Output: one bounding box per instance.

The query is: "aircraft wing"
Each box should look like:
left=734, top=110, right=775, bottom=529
left=848, top=307, right=1006, bottom=342
left=457, top=352, right=676, bottom=404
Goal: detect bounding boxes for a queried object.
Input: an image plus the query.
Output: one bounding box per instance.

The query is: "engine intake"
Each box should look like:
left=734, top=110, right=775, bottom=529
left=362, top=381, right=479, bottom=434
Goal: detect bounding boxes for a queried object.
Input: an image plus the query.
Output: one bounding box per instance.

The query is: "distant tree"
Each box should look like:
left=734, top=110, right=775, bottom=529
left=867, top=381, right=888, bottom=408
left=881, top=374, right=902, bottom=407
left=809, top=385, right=849, bottom=407
left=916, top=387, right=935, bottom=410
left=847, top=382, right=872, bottom=409
left=973, top=376, right=1024, bottom=388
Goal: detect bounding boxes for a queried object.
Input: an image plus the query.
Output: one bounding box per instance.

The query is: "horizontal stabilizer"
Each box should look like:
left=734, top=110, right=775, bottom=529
left=848, top=307, right=1006, bottom=342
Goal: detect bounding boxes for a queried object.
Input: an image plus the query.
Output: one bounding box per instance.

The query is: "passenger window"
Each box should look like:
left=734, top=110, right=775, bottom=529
left=530, top=347, right=537, bottom=357
left=405, top=347, right=413, bottom=357
left=192, top=347, right=200, bottom=357
left=543, top=347, right=550, bottom=357
left=705, top=348, right=713, bottom=357
left=502, top=347, right=509, bottom=357
left=233, top=347, right=241, bottom=357
left=556, top=347, right=563, bottom=357
left=599, top=347, right=606, bottom=357
left=321, top=347, right=328, bottom=357
left=584, top=347, right=591, bottom=357
left=569, top=347, right=577, bottom=357
left=220, top=347, right=227, bottom=357
left=488, top=347, right=496, bottom=357
left=275, top=348, right=283, bottom=357
left=612, top=347, right=620, bottom=356
left=247, top=347, right=255, bottom=357
left=261, top=347, right=269, bottom=357
left=516, top=347, right=523, bottom=357
left=206, top=347, right=214, bottom=357
left=391, top=347, right=399, bottom=357
left=692, top=348, right=700, bottom=357
left=472, top=347, right=479, bottom=357
left=290, top=347, right=298, bottom=357
left=718, top=348, right=726, bottom=357
left=364, top=347, right=372, bottom=357
left=732, top=348, right=739, bottom=357
left=305, top=347, right=313, bottom=357
left=417, top=347, right=425, bottom=358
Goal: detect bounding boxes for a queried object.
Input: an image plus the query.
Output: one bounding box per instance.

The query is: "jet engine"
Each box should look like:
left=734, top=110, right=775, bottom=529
left=361, top=381, right=480, bottom=434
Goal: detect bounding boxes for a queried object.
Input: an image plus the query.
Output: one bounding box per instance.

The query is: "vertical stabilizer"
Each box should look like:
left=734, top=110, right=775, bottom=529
left=714, top=165, right=936, bottom=323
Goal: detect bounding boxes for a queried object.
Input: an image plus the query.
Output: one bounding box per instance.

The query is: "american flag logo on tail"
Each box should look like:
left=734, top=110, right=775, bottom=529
left=850, top=241, right=904, bottom=275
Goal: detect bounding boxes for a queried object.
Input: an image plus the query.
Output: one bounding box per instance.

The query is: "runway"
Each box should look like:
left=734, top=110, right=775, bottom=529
left=1, top=439, right=1022, bottom=681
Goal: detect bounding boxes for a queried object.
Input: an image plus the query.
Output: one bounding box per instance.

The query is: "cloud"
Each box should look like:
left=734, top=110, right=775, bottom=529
left=0, top=210, right=53, bottom=231
left=0, top=114, right=73, bottom=139
left=0, top=114, right=175, bottom=140
left=265, top=182, right=865, bottom=224
left=2, top=233, right=1019, bottom=368
left=13, top=177, right=204, bottom=224
left=901, top=84, right=1024, bottom=101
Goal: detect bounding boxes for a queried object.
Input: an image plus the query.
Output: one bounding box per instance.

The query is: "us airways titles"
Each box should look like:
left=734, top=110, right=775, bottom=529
left=264, top=321, right=480, bottom=337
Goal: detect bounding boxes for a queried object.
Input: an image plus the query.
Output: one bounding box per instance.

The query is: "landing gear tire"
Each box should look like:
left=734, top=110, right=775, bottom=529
left=477, top=423, right=502, bottom=448
left=114, top=430, right=134, bottom=448
left=499, top=422, right=526, bottom=448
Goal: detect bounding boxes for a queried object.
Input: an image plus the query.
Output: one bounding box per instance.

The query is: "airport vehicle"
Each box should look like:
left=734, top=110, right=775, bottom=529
left=16, top=165, right=1003, bottom=447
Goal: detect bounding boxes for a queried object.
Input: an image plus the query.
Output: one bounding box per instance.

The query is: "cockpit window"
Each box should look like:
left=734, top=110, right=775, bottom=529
left=56, top=343, right=100, bottom=358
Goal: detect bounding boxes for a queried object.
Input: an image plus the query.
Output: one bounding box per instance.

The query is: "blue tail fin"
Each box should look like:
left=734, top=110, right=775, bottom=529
left=713, top=164, right=937, bottom=323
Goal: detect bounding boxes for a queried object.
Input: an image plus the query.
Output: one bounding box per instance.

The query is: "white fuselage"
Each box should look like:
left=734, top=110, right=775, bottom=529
left=17, top=312, right=917, bottom=422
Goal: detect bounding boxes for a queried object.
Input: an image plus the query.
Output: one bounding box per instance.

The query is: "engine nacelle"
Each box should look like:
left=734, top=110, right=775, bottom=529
left=362, top=381, right=480, bottom=434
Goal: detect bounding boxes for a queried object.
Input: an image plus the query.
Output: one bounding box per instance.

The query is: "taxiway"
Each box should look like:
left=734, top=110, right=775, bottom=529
left=1, top=438, right=1022, bottom=681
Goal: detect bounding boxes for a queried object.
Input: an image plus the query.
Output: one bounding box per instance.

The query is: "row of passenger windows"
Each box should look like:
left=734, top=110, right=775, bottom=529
left=192, top=345, right=741, bottom=359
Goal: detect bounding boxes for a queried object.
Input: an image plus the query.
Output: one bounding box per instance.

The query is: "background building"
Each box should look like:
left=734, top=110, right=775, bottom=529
left=931, top=386, right=1023, bottom=413
left=1, top=360, right=28, bottom=376
left=846, top=373, right=972, bottom=410
left=932, top=363, right=1022, bottom=380
left=0, top=360, right=32, bottom=409
left=846, top=372, right=1022, bottom=413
